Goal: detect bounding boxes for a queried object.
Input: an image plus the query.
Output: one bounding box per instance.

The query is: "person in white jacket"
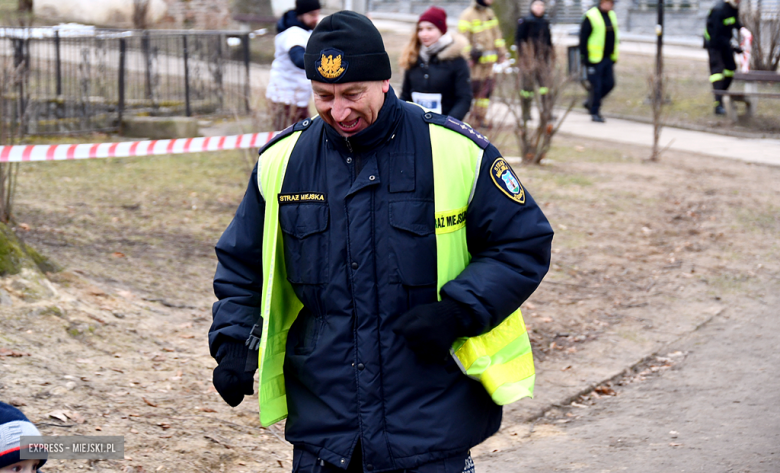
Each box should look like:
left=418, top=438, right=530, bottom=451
left=266, top=0, right=320, bottom=130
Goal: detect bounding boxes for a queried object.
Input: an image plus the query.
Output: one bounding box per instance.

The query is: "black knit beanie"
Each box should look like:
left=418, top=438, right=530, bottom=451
left=295, top=0, right=320, bottom=15
left=304, top=11, right=391, bottom=83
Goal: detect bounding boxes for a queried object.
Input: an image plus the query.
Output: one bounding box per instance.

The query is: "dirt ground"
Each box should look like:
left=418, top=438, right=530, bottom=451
left=0, top=131, right=778, bottom=472
left=479, top=291, right=780, bottom=473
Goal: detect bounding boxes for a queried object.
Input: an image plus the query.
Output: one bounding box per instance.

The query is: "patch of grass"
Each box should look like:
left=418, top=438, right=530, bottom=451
left=553, top=174, right=594, bottom=187
left=561, top=51, right=780, bottom=134
left=735, top=207, right=780, bottom=234
left=707, top=273, right=751, bottom=294
left=16, top=149, right=250, bottom=304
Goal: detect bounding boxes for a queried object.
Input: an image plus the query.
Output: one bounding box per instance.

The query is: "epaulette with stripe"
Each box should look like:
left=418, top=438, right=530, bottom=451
left=422, top=112, right=490, bottom=150
left=258, top=116, right=316, bottom=156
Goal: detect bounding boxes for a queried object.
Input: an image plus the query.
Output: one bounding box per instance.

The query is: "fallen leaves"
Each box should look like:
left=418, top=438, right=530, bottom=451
left=111, top=252, right=126, bottom=258
left=594, top=385, right=616, bottom=396
left=205, top=435, right=230, bottom=448
left=47, top=410, right=86, bottom=424
left=157, top=422, right=171, bottom=430
left=142, top=397, right=158, bottom=408
left=48, top=411, right=68, bottom=422
left=0, top=348, right=31, bottom=358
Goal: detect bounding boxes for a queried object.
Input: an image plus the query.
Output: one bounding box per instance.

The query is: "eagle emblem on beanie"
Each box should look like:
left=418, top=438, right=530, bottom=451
left=316, top=48, right=349, bottom=81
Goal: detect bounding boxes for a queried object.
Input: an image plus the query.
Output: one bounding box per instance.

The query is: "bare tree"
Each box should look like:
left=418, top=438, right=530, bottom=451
left=18, top=0, right=33, bottom=13
left=0, top=54, right=26, bottom=223
left=133, top=0, right=151, bottom=30
left=494, top=45, right=575, bottom=164
left=742, top=2, right=780, bottom=71
left=650, top=4, right=665, bottom=162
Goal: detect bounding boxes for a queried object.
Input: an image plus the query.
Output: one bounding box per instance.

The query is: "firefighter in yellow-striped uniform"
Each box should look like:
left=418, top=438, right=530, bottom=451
left=704, top=0, right=742, bottom=115
left=459, top=0, right=507, bottom=128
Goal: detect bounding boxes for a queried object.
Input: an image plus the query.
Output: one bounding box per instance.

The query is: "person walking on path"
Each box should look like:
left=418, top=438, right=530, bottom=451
left=579, top=0, right=619, bottom=123
left=704, top=0, right=743, bottom=115
left=209, top=10, right=553, bottom=473
left=459, top=0, right=507, bottom=128
left=515, top=0, right=554, bottom=121
left=266, top=0, right=321, bottom=131
left=399, top=6, right=472, bottom=120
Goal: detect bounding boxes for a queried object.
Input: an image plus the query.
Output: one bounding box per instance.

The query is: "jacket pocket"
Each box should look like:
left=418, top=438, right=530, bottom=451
left=279, top=203, right=329, bottom=284
left=388, top=200, right=437, bottom=297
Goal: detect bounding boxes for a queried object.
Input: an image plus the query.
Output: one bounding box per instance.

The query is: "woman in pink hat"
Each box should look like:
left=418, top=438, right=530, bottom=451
left=399, top=6, right=472, bottom=120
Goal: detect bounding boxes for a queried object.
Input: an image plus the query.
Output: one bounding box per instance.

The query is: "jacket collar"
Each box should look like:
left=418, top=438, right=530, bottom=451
left=323, top=86, right=404, bottom=154
left=277, top=10, right=310, bottom=33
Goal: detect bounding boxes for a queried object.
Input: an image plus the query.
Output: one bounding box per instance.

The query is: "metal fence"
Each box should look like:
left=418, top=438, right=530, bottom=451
left=0, top=28, right=255, bottom=135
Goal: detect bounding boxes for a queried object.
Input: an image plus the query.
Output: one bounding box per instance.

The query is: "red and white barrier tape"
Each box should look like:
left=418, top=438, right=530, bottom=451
left=0, top=132, right=280, bottom=163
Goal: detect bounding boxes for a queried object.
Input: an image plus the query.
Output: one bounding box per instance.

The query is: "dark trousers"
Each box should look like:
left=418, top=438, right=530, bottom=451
left=587, top=57, right=615, bottom=116
left=521, top=69, right=551, bottom=120
left=708, top=47, right=736, bottom=106
left=292, top=445, right=473, bottom=473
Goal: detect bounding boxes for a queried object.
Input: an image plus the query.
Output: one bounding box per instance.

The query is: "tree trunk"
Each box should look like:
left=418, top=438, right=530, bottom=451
left=18, top=0, right=33, bottom=13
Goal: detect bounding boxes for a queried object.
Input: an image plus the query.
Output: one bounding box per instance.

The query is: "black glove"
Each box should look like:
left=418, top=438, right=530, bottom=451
left=393, top=298, right=471, bottom=363
left=470, top=48, right=483, bottom=63
left=733, top=46, right=744, bottom=54
left=213, top=341, right=255, bottom=407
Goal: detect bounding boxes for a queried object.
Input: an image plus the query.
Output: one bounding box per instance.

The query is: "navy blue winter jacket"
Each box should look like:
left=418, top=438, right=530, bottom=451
left=210, top=87, right=553, bottom=471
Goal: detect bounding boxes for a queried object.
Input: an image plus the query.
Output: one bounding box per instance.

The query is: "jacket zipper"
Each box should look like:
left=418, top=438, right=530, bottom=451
left=345, top=138, right=353, bottom=153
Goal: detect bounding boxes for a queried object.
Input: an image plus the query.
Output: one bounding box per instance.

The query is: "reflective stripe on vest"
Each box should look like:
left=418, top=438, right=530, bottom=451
left=585, top=8, right=619, bottom=64
left=255, top=123, right=536, bottom=426
left=257, top=130, right=304, bottom=427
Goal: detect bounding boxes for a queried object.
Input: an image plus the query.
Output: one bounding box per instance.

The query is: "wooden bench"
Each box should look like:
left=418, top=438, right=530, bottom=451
left=719, top=71, right=780, bottom=122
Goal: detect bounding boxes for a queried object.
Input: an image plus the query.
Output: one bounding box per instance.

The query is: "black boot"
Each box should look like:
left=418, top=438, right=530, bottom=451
left=714, top=103, right=726, bottom=115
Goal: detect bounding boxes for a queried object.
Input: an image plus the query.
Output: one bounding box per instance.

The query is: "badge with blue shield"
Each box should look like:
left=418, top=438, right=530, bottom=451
left=501, top=170, right=520, bottom=194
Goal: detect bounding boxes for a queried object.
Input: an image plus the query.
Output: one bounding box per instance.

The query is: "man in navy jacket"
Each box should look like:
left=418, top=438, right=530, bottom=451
left=209, top=11, right=553, bottom=473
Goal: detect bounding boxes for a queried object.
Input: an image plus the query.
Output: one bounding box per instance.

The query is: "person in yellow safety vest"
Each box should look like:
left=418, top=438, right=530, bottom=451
left=579, top=0, right=619, bottom=123
left=209, top=11, right=553, bottom=473
left=459, top=0, right=507, bottom=129
left=704, top=0, right=743, bottom=115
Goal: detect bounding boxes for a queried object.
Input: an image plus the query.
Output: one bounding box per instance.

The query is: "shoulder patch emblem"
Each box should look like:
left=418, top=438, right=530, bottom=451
left=316, top=48, right=348, bottom=82
left=490, top=158, right=525, bottom=204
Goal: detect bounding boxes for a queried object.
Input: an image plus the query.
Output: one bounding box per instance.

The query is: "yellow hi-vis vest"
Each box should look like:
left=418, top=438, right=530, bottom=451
left=255, top=122, right=535, bottom=427
left=585, top=7, right=619, bottom=64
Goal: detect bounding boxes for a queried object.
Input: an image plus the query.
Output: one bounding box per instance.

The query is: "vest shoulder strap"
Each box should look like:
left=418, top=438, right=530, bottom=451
left=258, top=117, right=316, bottom=199
left=422, top=112, right=490, bottom=150
left=257, top=116, right=317, bottom=157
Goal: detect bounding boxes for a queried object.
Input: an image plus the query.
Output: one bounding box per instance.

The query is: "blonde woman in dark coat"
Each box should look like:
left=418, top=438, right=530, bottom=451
left=400, top=6, right=473, bottom=120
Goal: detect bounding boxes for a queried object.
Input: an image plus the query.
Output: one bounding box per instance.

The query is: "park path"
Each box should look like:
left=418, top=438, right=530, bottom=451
left=552, top=109, right=780, bottom=166
left=477, top=292, right=780, bottom=472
